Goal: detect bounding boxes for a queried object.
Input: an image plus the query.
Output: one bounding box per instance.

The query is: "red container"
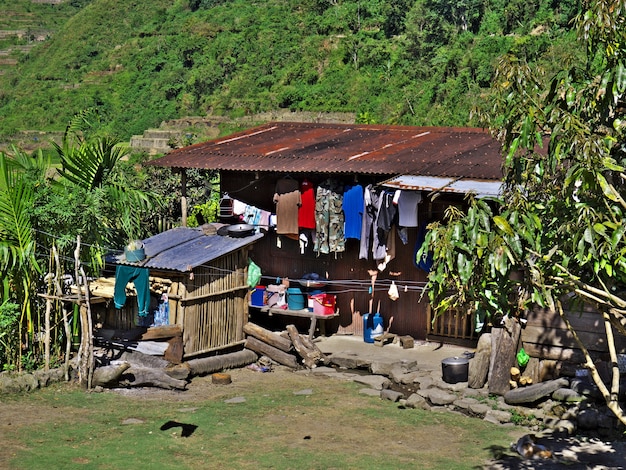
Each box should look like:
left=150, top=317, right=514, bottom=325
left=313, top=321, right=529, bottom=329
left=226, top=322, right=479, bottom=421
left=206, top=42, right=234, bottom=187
left=312, top=294, right=336, bottom=315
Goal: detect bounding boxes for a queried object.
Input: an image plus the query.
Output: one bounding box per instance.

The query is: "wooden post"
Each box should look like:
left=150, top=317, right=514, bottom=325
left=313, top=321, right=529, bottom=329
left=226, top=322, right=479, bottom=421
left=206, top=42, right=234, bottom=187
left=180, top=169, right=188, bottom=227
left=53, top=246, right=71, bottom=381
left=488, top=317, right=522, bottom=396
left=80, top=266, right=94, bottom=389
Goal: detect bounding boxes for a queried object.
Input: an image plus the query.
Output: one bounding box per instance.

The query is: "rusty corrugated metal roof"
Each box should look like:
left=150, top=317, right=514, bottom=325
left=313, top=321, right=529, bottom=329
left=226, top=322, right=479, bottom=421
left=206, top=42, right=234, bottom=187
left=147, top=122, right=503, bottom=180
left=109, top=226, right=263, bottom=272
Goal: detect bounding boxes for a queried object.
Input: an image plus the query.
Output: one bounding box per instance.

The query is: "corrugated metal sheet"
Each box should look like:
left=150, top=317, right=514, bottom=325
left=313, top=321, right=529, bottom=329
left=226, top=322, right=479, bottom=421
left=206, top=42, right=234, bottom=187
left=148, top=122, right=503, bottom=180
left=382, top=175, right=502, bottom=197
left=111, top=227, right=263, bottom=272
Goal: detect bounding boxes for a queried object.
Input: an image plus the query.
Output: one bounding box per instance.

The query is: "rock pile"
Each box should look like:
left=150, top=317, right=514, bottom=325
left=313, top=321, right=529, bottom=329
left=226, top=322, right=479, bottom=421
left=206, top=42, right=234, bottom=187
left=307, top=350, right=625, bottom=439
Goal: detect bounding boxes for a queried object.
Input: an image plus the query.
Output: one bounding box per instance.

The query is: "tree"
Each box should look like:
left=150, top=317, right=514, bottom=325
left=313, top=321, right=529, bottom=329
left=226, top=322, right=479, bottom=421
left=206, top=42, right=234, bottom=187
left=420, top=0, right=626, bottom=424
left=0, top=147, right=46, bottom=370
left=51, top=109, right=158, bottom=262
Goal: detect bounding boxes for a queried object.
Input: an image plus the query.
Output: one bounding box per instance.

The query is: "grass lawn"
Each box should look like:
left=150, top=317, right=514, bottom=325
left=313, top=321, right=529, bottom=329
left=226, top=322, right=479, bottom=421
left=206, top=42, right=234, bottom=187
left=0, top=367, right=521, bottom=469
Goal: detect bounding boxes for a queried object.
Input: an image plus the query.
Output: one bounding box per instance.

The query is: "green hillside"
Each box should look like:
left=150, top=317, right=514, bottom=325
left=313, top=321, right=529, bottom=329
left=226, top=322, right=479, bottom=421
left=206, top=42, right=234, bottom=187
left=0, top=0, right=583, bottom=143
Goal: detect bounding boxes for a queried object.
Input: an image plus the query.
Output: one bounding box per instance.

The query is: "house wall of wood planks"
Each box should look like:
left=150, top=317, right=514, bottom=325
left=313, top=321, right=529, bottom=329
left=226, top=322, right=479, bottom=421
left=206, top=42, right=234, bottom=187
left=521, top=304, right=626, bottom=363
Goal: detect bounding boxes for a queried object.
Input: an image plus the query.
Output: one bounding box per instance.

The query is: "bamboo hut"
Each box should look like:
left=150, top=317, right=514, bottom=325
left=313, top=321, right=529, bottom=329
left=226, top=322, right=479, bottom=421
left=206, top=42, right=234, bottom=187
left=90, top=226, right=263, bottom=362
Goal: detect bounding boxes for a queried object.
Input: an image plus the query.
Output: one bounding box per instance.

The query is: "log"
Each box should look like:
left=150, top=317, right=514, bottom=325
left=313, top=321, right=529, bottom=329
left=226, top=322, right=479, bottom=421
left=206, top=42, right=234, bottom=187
left=120, top=366, right=187, bottom=390
left=141, top=325, right=182, bottom=341
left=286, top=324, right=320, bottom=368
left=468, top=332, right=491, bottom=389
left=212, top=373, right=232, bottom=385
left=120, top=350, right=169, bottom=369
left=244, top=336, right=299, bottom=368
left=488, top=318, right=522, bottom=396
left=164, top=335, right=184, bottom=364
left=92, top=363, right=131, bottom=387
left=300, top=335, right=324, bottom=358
left=243, top=322, right=293, bottom=352
left=165, top=363, right=191, bottom=380
left=186, top=349, right=258, bottom=376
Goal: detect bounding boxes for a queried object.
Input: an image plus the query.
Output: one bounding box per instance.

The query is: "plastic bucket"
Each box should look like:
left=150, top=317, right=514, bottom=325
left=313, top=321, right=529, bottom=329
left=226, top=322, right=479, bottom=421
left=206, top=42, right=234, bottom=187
left=287, top=287, right=306, bottom=310
left=312, top=293, right=335, bottom=315
left=250, top=286, right=266, bottom=307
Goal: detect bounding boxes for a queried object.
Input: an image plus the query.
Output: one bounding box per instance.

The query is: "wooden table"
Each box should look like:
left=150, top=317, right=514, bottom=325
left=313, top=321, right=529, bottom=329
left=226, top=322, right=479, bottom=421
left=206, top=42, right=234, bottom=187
left=249, top=305, right=338, bottom=339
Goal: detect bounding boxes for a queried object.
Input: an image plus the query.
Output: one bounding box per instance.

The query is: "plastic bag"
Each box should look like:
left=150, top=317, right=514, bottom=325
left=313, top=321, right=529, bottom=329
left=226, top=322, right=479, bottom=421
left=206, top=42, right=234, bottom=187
left=388, top=281, right=399, bottom=301
left=517, top=348, right=530, bottom=368
left=248, top=260, right=261, bottom=289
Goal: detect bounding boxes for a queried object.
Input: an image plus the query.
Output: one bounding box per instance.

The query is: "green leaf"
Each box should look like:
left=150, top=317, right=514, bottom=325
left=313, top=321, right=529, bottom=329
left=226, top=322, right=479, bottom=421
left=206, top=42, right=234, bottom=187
left=493, top=215, right=514, bottom=235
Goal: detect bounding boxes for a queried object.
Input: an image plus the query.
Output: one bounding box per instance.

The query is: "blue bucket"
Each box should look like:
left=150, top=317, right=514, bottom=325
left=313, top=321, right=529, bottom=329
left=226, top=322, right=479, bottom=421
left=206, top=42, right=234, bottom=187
left=287, top=287, right=306, bottom=310
left=250, top=286, right=266, bottom=307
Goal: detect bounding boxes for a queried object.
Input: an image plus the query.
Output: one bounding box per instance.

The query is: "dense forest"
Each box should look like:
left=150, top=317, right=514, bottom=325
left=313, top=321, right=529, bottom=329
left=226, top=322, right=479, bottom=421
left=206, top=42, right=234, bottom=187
left=0, top=0, right=583, bottom=142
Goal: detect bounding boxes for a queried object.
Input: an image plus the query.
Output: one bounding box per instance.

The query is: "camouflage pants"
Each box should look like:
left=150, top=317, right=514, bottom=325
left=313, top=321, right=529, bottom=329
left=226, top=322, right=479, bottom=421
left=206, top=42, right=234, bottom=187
left=314, top=180, right=345, bottom=254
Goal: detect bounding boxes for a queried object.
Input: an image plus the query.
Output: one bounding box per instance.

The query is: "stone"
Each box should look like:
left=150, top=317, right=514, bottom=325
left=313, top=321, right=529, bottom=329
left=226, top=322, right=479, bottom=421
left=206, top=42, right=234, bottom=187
left=352, top=374, right=391, bottom=390
left=414, top=376, right=435, bottom=390
left=551, top=388, right=584, bottom=403
left=484, top=409, right=511, bottom=425
left=469, top=333, right=491, bottom=389
left=393, top=371, right=421, bottom=385
left=463, top=387, right=488, bottom=399
left=381, top=389, right=404, bottom=402
left=304, top=366, right=336, bottom=375
left=452, top=397, right=474, bottom=411
left=328, top=354, right=363, bottom=370
left=425, top=388, right=457, bottom=406
left=405, top=393, right=430, bottom=410
left=552, top=419, right=577, bottom=436
left=224, top=396, right=246, bottom=404
left=293, top=389, right=313, bottom=395
left=468, top=402, right=491, bottom=417
left=570, top=378, right=602, bottom=399
left=503, top=377, right=569, bottom=405
left=359, top=388, right=381, bottom=397
left=15, top=373, right=39, bottom=392
left=370, top=360, right=398, bottom=376
left=577, top=408, right=600, bottom=430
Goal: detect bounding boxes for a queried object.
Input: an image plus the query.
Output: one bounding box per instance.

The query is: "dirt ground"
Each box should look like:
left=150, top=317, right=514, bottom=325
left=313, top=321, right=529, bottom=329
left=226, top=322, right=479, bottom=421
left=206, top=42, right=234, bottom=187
left=2, top=364, right=626, bottom=469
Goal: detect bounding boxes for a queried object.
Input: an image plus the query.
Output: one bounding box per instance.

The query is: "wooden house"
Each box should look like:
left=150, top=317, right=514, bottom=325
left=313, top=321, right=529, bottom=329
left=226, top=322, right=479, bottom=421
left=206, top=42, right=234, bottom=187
left=91, top=226, right=263, bottom=362
left=147, top=122, right=503, bottom=346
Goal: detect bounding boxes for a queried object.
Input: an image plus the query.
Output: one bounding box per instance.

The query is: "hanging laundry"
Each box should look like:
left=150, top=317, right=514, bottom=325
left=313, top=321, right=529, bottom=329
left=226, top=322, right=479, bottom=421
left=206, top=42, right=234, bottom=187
left=359, top=185, right=385, bottom=260
left=314, top=178, right=345, bottom=254
left=414, top=222, right=434, bottom=271
left=273, top=177, right=301, bottom=235
left=397, top=190, right=422, bottom=227
left=343, top=183, right=364, bottom=240
left=298, top=179, right=316, bottom=229
left=114, top=265, right=151, bottom=317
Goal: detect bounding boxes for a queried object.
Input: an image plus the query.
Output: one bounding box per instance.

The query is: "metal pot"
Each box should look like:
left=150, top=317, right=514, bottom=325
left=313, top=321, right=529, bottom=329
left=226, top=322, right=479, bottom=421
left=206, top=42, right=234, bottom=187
left=441, top=356, right=469, bottom=384
left=226, top=223, right=255, bottom=237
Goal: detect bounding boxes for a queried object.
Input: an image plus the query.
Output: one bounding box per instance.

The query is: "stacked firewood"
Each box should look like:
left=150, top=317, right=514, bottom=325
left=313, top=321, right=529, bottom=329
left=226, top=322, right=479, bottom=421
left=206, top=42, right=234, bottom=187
left=243, top=322, right=325, bottom=369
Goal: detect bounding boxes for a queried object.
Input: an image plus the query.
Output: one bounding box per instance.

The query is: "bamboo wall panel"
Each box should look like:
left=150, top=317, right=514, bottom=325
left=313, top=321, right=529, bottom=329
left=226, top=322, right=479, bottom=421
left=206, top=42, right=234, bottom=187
left=180, top=248, right=249, bottom=357
left=426, top=305, right=479, bottom=342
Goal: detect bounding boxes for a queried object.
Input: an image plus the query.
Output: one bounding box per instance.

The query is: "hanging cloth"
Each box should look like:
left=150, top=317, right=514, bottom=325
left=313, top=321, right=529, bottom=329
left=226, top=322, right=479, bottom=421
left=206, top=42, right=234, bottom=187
left=114, top=265, right=151, bottom=317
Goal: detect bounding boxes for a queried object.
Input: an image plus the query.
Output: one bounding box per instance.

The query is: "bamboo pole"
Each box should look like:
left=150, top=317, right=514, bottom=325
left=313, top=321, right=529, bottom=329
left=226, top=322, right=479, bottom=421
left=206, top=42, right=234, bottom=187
left=80, top=266, right=94, bottom=390
left=53, top=246, right=71, bottom=381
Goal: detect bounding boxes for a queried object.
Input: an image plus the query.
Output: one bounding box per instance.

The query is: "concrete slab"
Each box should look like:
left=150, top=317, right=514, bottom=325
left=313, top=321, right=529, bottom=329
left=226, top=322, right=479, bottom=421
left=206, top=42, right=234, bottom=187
left=316, top=335, right=470, bottom=377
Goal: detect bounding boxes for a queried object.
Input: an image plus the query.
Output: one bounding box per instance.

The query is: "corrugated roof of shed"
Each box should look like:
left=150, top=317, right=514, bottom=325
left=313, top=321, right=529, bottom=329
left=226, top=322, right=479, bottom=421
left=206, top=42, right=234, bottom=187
left=147, top=122, right=503, bottom=181
left=111, top=227, right=263, bottom=273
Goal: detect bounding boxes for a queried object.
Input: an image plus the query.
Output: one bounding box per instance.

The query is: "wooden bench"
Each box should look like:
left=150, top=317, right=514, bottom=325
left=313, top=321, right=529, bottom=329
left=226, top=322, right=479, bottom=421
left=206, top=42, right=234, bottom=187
left=249, top=305, right=338, bottom=340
